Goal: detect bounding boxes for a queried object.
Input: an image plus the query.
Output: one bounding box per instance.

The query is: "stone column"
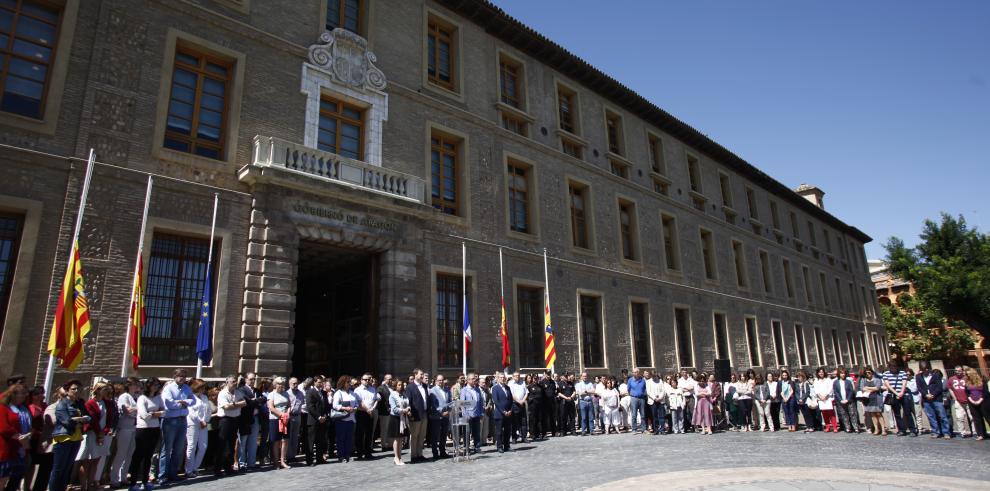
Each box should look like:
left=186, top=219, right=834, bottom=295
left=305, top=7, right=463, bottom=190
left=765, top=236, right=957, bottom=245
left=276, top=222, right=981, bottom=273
left=241, top=191, right=297, bottom=374
left=377, top=248, right=419, bottom=374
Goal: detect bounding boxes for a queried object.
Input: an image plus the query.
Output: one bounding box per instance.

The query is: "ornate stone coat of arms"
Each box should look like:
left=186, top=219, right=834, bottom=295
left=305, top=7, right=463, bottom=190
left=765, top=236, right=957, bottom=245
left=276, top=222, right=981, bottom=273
left=307, top=28, right=387, bottom=92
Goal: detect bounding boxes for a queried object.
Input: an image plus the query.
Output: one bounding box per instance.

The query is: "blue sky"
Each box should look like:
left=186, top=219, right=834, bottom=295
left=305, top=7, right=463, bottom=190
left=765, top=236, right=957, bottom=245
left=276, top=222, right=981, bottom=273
left=490, top=0, right=989, bottom=260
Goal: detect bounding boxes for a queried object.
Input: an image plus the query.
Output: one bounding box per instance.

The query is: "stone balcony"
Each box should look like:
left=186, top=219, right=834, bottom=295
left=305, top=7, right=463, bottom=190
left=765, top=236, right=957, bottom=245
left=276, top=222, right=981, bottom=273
left=243, top=135, right=425, bottom=204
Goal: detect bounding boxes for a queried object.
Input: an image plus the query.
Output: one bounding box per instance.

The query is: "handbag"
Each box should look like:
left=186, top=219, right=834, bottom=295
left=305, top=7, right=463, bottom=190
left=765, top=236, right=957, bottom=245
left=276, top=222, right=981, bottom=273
left=330, top=408, right=348, bottom=420
left=806, top=397, right=819, bottom=409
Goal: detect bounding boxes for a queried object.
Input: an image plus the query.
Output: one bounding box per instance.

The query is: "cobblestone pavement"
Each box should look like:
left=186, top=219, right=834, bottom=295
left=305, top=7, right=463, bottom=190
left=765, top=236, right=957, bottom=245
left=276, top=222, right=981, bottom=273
left=174, top=431, right=990, bottom=491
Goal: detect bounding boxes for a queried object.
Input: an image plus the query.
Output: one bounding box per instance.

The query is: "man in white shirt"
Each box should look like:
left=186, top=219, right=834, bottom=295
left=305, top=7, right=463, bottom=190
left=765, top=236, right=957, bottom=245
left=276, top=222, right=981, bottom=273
left=509, top=372, right=529, bottom=442
left=354, top=373, right=380, bottom=460
left=646, top=371, right=668, bottom=434
left=679, top=370, right=697, bottom=432
left=574, top=372, right=596, bottom=435
left=286, top=377, right=304, bottom=463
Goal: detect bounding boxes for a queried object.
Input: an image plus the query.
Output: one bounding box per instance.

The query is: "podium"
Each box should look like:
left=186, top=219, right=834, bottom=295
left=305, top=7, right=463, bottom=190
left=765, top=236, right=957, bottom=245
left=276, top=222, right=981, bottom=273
left=448, top=399, right=471, bottom=462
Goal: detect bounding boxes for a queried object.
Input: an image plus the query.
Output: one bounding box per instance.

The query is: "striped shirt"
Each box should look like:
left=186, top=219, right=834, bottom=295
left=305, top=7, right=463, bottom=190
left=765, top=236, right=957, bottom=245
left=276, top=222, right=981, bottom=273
left=882, top=370, right=908, bottom=392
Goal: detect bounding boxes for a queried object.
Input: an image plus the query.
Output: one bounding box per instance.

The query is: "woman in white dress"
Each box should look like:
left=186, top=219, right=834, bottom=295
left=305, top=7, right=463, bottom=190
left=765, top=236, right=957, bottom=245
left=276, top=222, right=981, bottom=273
left=599, top=378, right=621, bottom=434
left=185, top=379, right=211, bottom=477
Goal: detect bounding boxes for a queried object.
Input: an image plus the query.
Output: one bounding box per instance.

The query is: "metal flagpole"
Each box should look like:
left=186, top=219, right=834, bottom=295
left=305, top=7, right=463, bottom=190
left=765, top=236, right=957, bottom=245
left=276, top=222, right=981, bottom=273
left=196, top=193, right=219, bottom=379
left=462, top=242, right=467, bottom=376
left=499, top=247, right=507, bottom=374
left=543, top=247, right=554, bottom=375
left=44, top=149, right=96, bottom=397
left=121, top=176, right=153, bottom=377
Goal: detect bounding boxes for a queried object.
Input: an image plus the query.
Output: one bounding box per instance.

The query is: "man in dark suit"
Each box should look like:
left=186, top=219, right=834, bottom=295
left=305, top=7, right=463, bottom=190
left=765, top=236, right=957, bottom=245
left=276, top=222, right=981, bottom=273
left=304, top=376, right=328, bottom=465
left=404, top=368, right=431, bottom=462
left=427, top=374, right=452, bottom=460
left=491, top=372, right=514, bottom=453
left=916, top=361, right=951, bottom=438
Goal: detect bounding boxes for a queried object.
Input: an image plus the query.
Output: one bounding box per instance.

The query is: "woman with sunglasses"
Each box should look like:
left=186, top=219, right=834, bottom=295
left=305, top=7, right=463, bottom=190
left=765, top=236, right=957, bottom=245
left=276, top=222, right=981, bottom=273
left=49, top=380, right=87, bottom=491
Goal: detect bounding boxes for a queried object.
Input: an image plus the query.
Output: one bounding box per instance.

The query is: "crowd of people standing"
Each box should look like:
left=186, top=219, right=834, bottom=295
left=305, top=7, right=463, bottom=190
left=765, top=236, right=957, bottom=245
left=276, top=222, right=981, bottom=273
left=0, top=360, right=987, bottom=490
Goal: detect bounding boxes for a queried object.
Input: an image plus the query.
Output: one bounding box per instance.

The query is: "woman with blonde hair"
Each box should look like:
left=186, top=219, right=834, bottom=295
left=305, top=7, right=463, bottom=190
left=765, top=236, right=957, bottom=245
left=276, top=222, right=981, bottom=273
left=267, top=377, right=292, bottom=469
left=77, top=383, right=117, bottom=491
left=0, top=384, right=31, bottom=490
left=965, top=367, right=989, bottom=441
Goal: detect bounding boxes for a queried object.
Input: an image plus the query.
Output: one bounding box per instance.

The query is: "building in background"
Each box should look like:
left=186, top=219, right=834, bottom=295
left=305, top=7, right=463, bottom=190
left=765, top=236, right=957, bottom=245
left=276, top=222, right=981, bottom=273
left=0, top=0, right=883, bottom=385
left=871, top=260, right=988, bottom=373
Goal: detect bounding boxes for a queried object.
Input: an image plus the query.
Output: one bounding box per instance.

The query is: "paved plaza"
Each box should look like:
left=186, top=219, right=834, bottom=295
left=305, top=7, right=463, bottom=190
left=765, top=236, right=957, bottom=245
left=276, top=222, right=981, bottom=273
left=171, top=431, right=990, bottom=490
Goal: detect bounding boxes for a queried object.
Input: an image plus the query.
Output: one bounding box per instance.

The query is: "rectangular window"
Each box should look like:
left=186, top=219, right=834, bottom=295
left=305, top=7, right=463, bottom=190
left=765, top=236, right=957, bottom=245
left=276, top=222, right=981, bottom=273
left=846, top=331, right=856, bottom=366
left=831, top=329, right=843, bottom=365
left=580, top=295, right=604, bottom=368
left=569, top=181, right=590, bottom=249
left=661, top=213, right=680, bottom=271
left=807, top=220, right=817, bottom=247
left=769, top=200, right=781, bottom=230
left=163, top=46, right=232, bottom=160
left=759, top=250, right=772, bottom=294
left=618, top=200, right=637, bottom=261
left=0, top=212, right=24, bottom=338
left=605, top=110, right=622, bottom=155
left=823, top=228, right=832, bottom=254
left=507, top=161, right=530, bottom=234
left=648, top=134, right=665, bottom=174
left=144, top=232, right=219, bottom=365
left=326, top=0, right=362, bottom=34
left=687, top=154, right=702, bottom=193
left=674, top=307, right=693, bottom=368
left=500, top=112, right=527, bottom=137
left=732, top=240, right=747, bottom=288
left=609, top=159, right=629, bottom=179
left=427, top=19, right=455, bottom=90
left=802, top=265, right=813, bottom=303
left=652, top=177, right=670, bottom=196
left=713, top=312, right=729, bottom=361
left=859, top=333, right=868, bottom=366
left=838, top=235, right=846, bottom=260
left=814, top=326, right=826, bottom=366
left=860, top=286, right=870, bottom=318
left=719, top=173, right=733, bottom=208
left=834, top=277, right=844, bottom=311
left=700, top=229, right=716, bottom=281
left=782, top=259, right=795, bottom=299
left=745, top=317, right=761, bottom=366
left=0, top=0, right=62, bottom=119
left=794, top=324, right=808, bottom=366
left=772, top=320, right=786, bottom=366
left=430, top=131, right=459, bottom=215
left=498, top=55, right=522, bottom=109
left=556, top=83, right=578, bottom=134
left=436, top=273, right=469, bottom=368
left=317, top=95, right=364, bottom=160
left=631, top=302, right=651, bottom=368
left=848, top=282, right=859, bottom=316
left=790, top=211, right=800, bottom=239
left=561, top=137, right=583, bottom=159
left=746, top=187, right=759, bottom=220
left=516, top=286, right=544, bottom=368
left=819, top=272, right=830, bottom=307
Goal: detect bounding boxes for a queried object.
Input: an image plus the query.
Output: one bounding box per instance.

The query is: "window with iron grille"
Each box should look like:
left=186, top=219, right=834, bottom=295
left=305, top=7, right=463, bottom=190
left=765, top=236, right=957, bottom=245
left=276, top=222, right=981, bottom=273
left=436, top=273, right=469, bottom=368
left=0, top=0, right=61, bottom=119
left=0, top=212, right=23, bottom=340
left=631, top=302, right=651, bottom=367
left=674, top=307, right=693, bottom=368
left=516, top=285, right=544, bottom=368
left=580, top=295, right=603, bottom=367
left=143, top=233, right=219, bottom=365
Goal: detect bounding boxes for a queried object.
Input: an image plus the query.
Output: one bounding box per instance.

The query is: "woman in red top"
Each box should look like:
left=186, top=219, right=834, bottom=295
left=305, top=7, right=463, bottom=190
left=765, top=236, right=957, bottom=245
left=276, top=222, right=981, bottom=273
left=24, top=386, right=49, bottom=491
left=0, top=383, right=31, bottom=490
left=77, top=383, right=118, bottom=491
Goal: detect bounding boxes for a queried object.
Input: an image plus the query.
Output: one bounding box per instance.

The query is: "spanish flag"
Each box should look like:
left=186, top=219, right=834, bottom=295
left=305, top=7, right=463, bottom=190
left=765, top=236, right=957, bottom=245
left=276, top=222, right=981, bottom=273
left=47, top=241, right=91, bottom=371
left=544, top=289, right=556, bottom=370
left=128, top=256, right=145, bottom=369
left=500, top=296, right=510, bottom=368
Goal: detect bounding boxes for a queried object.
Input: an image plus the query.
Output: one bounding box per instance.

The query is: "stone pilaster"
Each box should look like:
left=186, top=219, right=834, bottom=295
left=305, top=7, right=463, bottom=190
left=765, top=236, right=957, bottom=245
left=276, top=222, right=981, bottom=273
left=377, top=248, right=419, bottom=374
left=241, top=192, right=297, bottom=374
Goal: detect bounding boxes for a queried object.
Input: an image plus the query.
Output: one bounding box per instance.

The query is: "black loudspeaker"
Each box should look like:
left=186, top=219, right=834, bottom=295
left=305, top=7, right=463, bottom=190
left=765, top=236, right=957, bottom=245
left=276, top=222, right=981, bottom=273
left=714, top=359, right=731, bottom=382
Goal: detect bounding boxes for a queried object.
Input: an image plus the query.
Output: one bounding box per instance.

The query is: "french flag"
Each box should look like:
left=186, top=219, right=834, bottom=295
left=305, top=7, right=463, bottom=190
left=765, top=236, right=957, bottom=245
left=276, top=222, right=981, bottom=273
left=463, top=297, right=472, bottom=353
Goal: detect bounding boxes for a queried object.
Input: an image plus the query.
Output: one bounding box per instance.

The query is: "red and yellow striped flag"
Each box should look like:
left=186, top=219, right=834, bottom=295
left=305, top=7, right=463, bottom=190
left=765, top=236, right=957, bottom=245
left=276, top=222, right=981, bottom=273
left=129, top=256, right=145, bottom=369
left=500, top=297, right=510, bottom=368
left=544, top=290, right=556, bottom=369
left=47, top=241, right=91, bottom=371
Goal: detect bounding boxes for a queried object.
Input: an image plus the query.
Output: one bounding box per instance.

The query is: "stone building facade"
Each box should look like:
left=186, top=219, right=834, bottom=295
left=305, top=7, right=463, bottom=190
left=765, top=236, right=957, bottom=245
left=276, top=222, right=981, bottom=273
left=0, top=0, right=885, bottom=385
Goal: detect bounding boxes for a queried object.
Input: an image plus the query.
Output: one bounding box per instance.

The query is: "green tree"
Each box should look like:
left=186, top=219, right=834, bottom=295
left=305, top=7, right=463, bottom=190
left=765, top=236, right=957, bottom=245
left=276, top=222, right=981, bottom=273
left=880, top=294, right=975, bottom=360
left=884, top=213, right=990, bottom=341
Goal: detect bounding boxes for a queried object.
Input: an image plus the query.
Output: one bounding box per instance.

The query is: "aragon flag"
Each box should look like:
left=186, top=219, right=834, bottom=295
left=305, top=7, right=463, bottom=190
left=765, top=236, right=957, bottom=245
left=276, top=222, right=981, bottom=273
left=128, top=256, right=145, bottom=369
left=47, top=241, right=91, bottom=371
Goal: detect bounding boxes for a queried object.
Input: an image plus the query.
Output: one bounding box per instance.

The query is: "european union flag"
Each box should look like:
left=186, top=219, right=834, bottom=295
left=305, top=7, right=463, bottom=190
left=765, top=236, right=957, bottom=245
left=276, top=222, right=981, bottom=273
left=195, top=267, right=213, bottom=365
